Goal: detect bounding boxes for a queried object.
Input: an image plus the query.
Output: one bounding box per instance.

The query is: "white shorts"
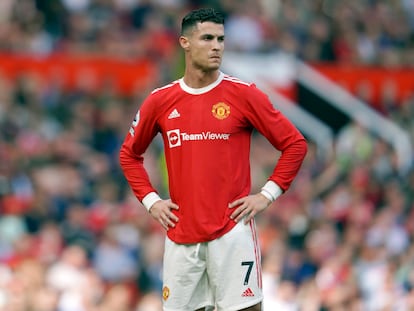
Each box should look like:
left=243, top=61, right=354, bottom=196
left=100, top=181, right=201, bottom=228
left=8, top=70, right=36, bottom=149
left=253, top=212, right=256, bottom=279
left=162, top=220, right=263, bottom=311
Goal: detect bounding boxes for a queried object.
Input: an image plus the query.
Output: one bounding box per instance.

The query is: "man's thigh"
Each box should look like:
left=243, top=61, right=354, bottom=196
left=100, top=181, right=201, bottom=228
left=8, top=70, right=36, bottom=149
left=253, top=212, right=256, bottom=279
left=162, top=238, right=214, bottom=311
left=207, top=220, right=264, bottom=311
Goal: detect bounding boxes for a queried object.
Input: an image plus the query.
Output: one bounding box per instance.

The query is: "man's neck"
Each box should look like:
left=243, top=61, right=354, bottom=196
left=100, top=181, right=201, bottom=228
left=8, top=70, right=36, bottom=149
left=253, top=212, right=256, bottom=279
left=182, top=69, right=220, bottom=89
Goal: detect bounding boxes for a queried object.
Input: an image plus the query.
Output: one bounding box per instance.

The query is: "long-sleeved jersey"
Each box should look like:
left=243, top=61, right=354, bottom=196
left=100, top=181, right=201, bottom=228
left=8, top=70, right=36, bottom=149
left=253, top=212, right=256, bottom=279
left=119, top=72, right=307, bottom=244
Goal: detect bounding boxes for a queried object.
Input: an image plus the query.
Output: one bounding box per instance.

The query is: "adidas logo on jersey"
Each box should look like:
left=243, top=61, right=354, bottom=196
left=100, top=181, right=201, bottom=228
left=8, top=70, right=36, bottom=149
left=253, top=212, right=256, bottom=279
left=241, top=287, right=254, bottom=297
left=168, top=109, right=180, bottom=119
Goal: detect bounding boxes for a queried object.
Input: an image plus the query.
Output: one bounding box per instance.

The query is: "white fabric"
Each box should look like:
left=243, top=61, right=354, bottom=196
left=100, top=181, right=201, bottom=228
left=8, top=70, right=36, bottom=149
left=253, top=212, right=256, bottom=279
left=261, top=180, right=283, bottom=201
left=142, top=192, right=162, bottom=211
left=162, top=220, right=263, bottom=310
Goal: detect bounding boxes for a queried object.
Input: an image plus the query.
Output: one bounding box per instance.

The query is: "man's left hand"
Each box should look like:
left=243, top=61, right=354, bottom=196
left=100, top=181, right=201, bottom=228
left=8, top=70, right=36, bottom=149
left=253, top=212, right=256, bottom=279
left=228, top=193, right=272, bottom=224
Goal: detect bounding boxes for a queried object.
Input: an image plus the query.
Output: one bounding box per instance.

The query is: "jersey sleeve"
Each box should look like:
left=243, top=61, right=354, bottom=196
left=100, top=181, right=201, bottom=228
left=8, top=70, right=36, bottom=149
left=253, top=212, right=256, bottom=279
left=119, top=94, right=161, bottom=202
left=243, top=84, right=307, bottom=192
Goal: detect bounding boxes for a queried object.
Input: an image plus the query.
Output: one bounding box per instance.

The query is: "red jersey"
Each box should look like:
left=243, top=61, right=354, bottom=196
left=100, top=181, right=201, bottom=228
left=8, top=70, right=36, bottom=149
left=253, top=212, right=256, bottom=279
left=120, top=72, right=307, bottom=243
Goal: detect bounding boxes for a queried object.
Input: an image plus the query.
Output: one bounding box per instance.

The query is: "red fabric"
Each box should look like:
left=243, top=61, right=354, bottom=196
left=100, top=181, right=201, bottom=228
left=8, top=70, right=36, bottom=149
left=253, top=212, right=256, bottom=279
left=120, top=74, right=307, bottom=243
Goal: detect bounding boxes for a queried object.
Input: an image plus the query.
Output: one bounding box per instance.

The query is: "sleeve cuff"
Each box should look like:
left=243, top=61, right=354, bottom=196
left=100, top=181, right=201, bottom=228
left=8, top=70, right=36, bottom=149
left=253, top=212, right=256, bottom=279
left=260, top=181, right=283, bottom=202
left=142, top=192, right=162, bottom=211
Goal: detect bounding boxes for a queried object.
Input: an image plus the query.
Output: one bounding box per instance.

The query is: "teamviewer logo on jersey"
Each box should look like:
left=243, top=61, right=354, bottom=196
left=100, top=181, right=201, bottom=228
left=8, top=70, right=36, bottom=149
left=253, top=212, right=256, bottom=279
left=167, top=129, right=181, bottom=148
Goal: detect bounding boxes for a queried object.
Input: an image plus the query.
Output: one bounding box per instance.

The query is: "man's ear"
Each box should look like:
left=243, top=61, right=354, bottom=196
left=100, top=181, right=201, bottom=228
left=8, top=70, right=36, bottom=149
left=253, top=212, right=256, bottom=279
left=179, top=36, right=190, bottom=51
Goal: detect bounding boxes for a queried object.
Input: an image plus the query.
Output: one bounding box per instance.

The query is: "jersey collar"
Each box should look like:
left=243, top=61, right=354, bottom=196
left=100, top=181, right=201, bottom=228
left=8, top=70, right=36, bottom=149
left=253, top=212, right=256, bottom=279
left=179, top=72, right=224, bottom=95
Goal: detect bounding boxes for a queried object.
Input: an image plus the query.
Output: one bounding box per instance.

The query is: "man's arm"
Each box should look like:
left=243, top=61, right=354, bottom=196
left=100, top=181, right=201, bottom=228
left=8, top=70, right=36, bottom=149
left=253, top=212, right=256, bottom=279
left=119, top=96, right=180, bottom=230
left=244, top=84, right=308, bottom=191
left=229, top=85, right=307, bottom=223
left=119, top=94, right=164, bottom=205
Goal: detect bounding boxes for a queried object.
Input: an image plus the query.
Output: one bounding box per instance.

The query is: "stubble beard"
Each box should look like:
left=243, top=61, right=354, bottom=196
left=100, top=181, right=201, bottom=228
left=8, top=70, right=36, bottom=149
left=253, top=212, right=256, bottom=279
left=193, top=59, right=221, bottom=73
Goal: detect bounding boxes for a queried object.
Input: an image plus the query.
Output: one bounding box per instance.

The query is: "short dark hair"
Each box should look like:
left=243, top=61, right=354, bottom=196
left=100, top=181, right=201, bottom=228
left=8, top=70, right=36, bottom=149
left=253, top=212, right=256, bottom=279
left=181, top=8, right=224, bottom=35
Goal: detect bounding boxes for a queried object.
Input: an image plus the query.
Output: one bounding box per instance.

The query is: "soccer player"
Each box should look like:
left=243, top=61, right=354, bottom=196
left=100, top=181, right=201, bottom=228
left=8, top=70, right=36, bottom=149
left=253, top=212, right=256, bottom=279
left=119, top=7, right=307, bottom=311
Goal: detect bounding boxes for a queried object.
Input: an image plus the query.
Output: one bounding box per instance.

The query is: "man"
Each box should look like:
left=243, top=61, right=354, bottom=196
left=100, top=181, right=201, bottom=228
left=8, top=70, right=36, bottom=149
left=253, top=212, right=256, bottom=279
left=119, top=7, right=307, bottom=311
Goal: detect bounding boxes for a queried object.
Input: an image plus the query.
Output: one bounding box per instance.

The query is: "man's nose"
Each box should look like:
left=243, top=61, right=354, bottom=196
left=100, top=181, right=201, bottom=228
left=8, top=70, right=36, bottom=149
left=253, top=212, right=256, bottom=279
left=212, top=39, right=222, bottom=49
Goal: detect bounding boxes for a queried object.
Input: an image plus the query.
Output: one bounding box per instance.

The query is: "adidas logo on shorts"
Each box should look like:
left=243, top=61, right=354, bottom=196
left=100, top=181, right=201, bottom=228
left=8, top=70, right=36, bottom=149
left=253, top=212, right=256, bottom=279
left=241, top=287, right=254, bottom=297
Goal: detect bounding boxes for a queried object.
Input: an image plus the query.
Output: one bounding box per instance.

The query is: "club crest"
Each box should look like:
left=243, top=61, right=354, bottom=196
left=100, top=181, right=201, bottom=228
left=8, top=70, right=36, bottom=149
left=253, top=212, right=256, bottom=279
left=212, top=102, right=230, bottom=120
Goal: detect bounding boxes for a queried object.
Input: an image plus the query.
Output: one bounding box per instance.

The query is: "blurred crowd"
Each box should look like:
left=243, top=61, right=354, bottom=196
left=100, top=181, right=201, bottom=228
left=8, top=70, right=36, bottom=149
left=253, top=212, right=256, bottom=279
left=0, top=0, right=413, bottom=66
left=0, top=0, right=414, bottom=311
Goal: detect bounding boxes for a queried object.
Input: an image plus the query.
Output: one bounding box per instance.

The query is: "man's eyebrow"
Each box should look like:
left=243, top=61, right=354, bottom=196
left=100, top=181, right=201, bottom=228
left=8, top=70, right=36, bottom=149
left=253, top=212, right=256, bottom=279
left=201, top=34, right=225, bottom=38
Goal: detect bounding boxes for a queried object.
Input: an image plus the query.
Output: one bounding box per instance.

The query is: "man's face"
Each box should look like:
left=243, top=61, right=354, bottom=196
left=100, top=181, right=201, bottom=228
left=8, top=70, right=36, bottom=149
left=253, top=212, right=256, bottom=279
left=182, top=21, right=225, bottom=72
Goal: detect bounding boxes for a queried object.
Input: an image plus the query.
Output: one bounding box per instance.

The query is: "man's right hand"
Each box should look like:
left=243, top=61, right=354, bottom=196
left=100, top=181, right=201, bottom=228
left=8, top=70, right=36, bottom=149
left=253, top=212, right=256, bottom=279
left=149, top=199, right=179, bottom=231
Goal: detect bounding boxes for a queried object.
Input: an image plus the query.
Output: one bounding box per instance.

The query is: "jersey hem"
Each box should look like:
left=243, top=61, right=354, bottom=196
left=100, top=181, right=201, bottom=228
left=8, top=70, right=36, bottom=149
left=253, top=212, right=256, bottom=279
left=166, top=220, right=237, bottom=244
